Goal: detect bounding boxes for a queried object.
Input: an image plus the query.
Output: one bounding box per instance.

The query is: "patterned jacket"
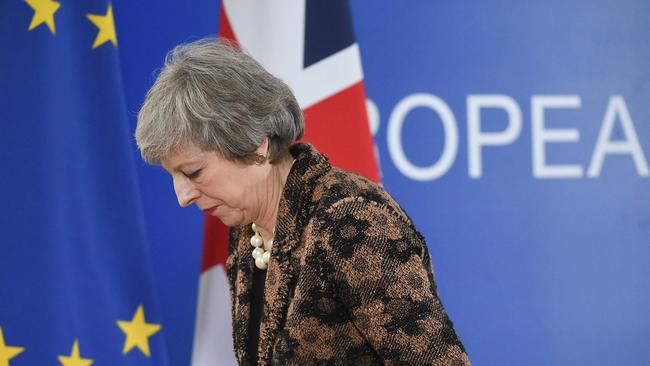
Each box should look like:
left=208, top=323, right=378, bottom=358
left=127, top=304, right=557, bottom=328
left=227, top=143, right=471, bottom=365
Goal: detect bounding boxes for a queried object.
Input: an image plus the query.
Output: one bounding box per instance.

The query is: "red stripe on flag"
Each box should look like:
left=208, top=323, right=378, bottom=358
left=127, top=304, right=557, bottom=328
left=201, top=213, right=229, bottom=272
left=219, top=4, right=236, bottom=43
left=303, top=81, right=379, bottom=182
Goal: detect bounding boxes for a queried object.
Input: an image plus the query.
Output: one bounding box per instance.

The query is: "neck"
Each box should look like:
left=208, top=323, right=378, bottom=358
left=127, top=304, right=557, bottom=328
left=252, top=157, right=293, bottom=241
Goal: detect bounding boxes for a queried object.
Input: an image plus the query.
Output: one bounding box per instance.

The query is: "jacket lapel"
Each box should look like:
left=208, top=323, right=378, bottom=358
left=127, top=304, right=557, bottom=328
left=257, top=233, right=297, bottom=365
left=230, top=228, right=256, bottom=364
left=230, top=143, right=332, bottom=365
left=258, top=144, right=332, bottom=364
left=232, top=224, right=299, bottom=366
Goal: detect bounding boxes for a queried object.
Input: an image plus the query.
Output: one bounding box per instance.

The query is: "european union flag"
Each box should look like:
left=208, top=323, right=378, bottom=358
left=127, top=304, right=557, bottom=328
left=0, top=1, right=168, bottom=365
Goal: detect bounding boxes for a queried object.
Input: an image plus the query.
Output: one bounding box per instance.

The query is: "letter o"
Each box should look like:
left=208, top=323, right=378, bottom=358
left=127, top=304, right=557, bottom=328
left=387, top=93, right=458, bottom=181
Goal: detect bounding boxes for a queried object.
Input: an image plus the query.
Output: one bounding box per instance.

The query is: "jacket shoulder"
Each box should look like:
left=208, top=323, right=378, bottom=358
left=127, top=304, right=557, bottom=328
left=312, top=168, right=408, bottom=220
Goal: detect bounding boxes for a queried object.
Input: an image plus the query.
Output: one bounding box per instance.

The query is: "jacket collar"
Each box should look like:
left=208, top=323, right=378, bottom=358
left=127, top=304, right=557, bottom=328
left=275, top=142, right=331, bottom=255
left=230, top=142, right=331, bottom=365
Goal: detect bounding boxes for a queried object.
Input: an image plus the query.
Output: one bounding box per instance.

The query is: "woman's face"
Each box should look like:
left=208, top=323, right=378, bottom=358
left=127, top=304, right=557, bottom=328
left=161, top=144, right=267, bottom=227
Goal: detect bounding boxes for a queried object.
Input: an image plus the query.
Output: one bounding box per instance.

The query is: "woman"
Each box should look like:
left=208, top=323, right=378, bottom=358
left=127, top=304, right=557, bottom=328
left=136, top=38, right=471, bottom=365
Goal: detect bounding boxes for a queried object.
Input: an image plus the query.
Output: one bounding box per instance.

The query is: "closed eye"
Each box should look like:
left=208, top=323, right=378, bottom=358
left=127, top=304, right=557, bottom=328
left=183, top=169, right=202, bottom=180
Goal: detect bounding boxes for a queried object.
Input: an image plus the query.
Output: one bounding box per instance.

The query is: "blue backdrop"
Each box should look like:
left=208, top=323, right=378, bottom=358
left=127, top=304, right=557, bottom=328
left=114, top=1, right=650, bottom=365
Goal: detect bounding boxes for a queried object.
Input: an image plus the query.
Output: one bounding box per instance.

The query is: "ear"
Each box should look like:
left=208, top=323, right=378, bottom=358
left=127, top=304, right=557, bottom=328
left=255, top=137, right=269, bottom=158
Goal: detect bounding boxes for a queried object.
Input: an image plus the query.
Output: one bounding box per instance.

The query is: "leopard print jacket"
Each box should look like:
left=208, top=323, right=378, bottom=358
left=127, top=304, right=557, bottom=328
left=227, top=143, right=471, bottom=365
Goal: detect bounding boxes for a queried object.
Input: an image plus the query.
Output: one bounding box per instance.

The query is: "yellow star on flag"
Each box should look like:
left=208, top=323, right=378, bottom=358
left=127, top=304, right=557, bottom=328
left=86, top=3, right=117, bottom=49
left=24, top=0, right=61, bottom=34
left=0, top=327, right=24, bottom=366
left=117, top=305, right=161, bottom=357
left=58, top=340, right=93, bottom=366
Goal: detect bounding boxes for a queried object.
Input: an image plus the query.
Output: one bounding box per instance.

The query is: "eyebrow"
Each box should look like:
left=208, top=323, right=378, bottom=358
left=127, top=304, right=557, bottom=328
left=174, top=161, right=199, bottom=172
left=162, top=158, right=198, bottom=174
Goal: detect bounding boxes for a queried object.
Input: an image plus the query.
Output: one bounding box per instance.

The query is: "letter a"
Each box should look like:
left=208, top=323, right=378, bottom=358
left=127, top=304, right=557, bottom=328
left=587, top=96, right=649, bottom=177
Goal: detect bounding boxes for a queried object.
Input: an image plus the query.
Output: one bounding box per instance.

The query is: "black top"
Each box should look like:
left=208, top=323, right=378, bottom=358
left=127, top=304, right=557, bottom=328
left=246, top=266, right=266, bottom=364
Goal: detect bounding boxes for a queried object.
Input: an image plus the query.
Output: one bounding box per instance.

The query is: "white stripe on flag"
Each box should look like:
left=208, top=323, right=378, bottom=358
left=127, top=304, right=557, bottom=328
left=222, top=0, right=363, bottom=109
left=191, top=265, right=237, bottom=366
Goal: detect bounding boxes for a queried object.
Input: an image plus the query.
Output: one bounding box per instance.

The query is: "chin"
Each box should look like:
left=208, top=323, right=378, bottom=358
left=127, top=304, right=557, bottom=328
left=215, top=210, right=247, bottom=228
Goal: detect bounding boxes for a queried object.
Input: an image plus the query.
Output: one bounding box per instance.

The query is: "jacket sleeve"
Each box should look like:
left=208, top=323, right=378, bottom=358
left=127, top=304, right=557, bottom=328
left=319, top=196, right=472, bottom=365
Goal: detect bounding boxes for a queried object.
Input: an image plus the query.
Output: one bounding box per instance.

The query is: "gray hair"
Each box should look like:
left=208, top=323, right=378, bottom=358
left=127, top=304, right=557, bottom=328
left=135, top=38, right=304, bottom=165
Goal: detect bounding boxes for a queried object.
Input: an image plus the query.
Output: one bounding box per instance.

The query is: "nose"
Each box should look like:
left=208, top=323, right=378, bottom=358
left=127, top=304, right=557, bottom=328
left=173, top=175, right=200, bottom=208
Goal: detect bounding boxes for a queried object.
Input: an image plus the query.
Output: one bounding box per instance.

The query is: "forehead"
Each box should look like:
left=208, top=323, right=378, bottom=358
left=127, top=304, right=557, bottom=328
left=161, top=144, right=208, bottom=172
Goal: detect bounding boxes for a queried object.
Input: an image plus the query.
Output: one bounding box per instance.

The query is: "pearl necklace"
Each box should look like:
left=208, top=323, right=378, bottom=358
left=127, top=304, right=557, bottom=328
left=250, top=223, right=273, bottom=270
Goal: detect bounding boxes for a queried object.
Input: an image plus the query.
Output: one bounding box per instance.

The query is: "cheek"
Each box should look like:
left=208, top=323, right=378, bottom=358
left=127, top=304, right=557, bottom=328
left=231, top=185, right=254, bottom=210
left=202, top=178, right=247, bottom=207
left=202, top=162, right=257, bottom=209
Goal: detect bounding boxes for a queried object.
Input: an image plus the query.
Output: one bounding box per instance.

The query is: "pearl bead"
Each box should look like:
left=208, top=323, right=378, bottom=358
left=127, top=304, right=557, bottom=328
left=255, top=257, right=268, bottom=270
left=252, top=247, right=264, bottom=259
left=250, top=233, right=263, bottom=248
left=251, top=223, right=274, bottom=270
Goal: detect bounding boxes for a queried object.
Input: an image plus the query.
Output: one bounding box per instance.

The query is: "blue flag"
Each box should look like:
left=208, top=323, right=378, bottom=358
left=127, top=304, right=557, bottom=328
left=0, top=1, right=168, bottom=365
